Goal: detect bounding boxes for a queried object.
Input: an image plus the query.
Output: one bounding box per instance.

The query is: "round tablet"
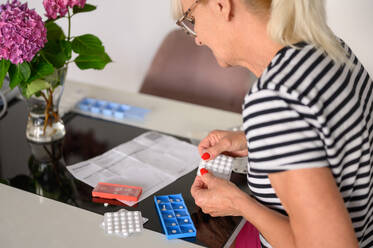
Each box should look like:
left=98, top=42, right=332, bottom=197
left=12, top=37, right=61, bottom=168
left=168, top=214, right=172, bottom=218
left=172, top=230, right=176, bottom=233
left=171, top=223, right=176, bottom=226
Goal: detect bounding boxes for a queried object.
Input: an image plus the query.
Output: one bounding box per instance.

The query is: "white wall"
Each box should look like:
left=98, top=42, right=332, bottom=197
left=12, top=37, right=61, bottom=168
left=28, top=0, right=175, bottom=92
left=326, top=0, right=373, bottom=76
left=28, top=0, right=373, bottom=93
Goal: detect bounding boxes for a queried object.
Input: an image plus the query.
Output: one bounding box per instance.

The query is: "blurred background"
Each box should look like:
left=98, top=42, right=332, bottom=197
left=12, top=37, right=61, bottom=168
left=27, top=0, right=373, bottom=93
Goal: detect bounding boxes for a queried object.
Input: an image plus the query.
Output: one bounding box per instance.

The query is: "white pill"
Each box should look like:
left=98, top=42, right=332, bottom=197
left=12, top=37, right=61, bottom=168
left=189, top=229, right=193, bottom=233
left=168, top=215, right=172, bottom=218
left=176, top=214, right=181, bottom=217
left=172, top=230, right=177, bottom=233
left=171, top=223, right=176, bottom=226
left=179, top=206, right=183, bottom=209
left=184, top=219, right=188, bottom=223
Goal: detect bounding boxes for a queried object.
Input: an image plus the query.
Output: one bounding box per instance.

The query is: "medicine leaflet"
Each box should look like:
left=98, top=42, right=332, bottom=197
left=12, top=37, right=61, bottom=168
left=67, top=132, right=200, bottom=206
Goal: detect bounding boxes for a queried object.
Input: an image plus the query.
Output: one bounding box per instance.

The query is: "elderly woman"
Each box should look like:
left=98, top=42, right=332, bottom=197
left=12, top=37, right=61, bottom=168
left=172, top=0, right=372, bottom=247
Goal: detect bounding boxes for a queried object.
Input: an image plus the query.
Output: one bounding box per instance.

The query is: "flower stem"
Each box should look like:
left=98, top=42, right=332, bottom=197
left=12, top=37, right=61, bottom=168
left=67, top=9, right=71, bottom=41
left=42, top=88, right=59, bottom=135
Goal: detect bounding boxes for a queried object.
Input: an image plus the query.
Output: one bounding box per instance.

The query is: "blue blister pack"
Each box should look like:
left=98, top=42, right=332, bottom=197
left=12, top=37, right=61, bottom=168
left=154, top=194, right=197, bottom=240
left=74, top=97, right=149, bottom=122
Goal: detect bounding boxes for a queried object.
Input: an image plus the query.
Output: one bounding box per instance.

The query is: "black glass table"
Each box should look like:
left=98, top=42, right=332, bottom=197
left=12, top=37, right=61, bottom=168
left=0, top=100, right=249, bottom=247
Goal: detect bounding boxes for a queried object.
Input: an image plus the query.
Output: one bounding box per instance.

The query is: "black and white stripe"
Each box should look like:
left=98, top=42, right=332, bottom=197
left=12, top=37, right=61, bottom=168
left=243, top=42, right=373, bottom=248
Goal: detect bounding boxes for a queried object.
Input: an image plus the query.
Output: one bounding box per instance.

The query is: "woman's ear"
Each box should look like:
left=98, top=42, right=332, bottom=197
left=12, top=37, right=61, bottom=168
left=213, top=0, right=234, bottom=21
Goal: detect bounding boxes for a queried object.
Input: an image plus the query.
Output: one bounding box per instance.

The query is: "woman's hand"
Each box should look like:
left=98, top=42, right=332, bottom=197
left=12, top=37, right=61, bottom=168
left=198, top=130, right=248, bottom=159
left=191, top=169, right=249, bottom=217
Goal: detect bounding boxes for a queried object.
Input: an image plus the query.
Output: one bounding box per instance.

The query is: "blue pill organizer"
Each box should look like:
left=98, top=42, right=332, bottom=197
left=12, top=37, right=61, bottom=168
left=154, top=194, right=197, bottom=240
left=74, top=97, right=150, bottom=122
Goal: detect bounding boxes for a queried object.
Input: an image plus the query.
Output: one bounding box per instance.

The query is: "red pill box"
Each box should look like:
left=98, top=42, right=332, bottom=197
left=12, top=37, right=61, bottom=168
left=92, top=182, right=142, bottom=202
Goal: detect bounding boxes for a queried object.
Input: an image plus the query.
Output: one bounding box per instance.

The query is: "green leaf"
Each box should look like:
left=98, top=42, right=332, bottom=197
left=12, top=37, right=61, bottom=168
left=25, top=79, right=51, bottom=98
left=27, top=59, right=55, bottom=83
left=75, top=52, right=112, bottom=70
left=8, top=64, right=23, bottom=89
left=45, top=17, right=63, bottom=24
left=73, top=4, right=96, bottom=14
left=72, top=34, right=105, bottom=54
left=40, top=40, right=67, bottom=68
left=61, top=40, right=72, bottom=60
left=0, top=59, right=10, bottom=88
left=45, top=22, right=65, bottom=41
left=19, top=62, right=31, bottom=82
left=0, top=178, right=9, bottom=185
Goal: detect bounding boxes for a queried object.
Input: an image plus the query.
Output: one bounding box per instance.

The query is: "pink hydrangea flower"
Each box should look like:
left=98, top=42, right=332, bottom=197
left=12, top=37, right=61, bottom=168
left=43, top=0, right=86, bottom=20
left=68, top=0, right=86, bottom=9
left=0, top=0, right=47, bottom=64
left=43, top=0, right=69, bottom=19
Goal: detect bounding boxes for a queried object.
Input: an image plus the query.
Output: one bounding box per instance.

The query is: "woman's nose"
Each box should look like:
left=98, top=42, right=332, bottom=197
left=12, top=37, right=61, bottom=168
left=195, top=37, right=203, bottom=46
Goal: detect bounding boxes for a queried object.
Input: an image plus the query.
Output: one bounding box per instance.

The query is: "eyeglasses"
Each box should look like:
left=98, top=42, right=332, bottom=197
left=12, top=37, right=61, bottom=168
left=176, top=0, right=200, bottom=37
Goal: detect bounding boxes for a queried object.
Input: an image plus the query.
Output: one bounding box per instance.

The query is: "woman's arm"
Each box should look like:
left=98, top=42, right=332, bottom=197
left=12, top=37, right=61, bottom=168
left=265, top=167, right=358, bottom=247
left=192, top=167, right=359, bottom=248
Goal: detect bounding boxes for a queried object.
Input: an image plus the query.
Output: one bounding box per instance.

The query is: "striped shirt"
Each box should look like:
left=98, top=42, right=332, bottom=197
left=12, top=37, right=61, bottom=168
left=243, top=41, right=373, bottom=247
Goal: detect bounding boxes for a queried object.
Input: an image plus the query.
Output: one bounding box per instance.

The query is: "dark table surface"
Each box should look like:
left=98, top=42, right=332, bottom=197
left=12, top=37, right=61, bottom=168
left=0, top=100, right=249, bottom=247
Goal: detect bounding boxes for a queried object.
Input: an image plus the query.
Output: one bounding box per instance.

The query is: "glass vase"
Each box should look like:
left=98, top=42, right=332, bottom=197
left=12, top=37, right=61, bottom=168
left=24, top=66, right=67, bottom=143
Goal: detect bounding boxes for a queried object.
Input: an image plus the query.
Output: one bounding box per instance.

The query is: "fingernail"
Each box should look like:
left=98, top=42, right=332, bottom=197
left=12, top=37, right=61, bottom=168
left=200, top=168, right=209, bottom=175
left=201, top=153, right=210, bottom=160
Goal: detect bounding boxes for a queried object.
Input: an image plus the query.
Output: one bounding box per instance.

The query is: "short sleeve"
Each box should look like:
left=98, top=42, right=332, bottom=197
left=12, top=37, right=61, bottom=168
left=243, top=89, right=329, bottom=174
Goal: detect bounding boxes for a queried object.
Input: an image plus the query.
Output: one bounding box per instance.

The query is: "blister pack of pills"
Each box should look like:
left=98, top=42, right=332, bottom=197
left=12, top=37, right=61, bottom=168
left=154, top=194, right=196, bottom=240
left=74, top=97, right=150, bottom=122
left=102, top=209, right=144, bottom=238
left=197, top=154, right=233, bottom=180
left=92, top=182, right=142, bottom=202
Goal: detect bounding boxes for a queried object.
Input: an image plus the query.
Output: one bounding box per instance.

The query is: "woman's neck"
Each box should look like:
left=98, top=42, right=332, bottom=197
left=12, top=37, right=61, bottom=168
left=231, top=11, right=284, bottom=77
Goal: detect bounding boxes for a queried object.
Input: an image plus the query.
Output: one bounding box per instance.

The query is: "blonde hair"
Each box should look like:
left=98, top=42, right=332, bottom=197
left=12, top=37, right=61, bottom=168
left=171, top=0, right=348, bottom=64
left=171, top=0, right=183, bottom=20
left=267, top=0, right=347, bottom=64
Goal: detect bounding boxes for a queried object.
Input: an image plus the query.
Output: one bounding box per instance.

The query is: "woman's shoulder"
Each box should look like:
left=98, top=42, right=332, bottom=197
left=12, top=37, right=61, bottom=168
left=248, top=40, right=365, bottom=117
